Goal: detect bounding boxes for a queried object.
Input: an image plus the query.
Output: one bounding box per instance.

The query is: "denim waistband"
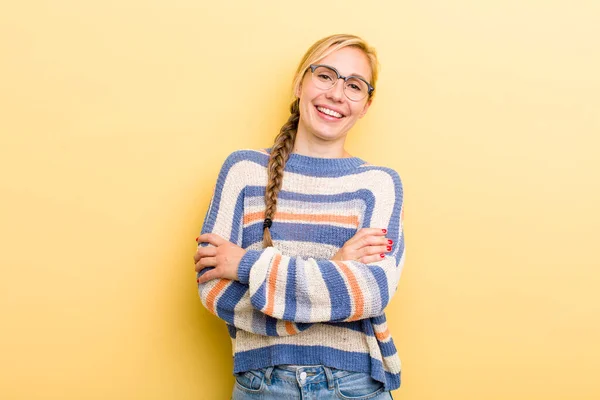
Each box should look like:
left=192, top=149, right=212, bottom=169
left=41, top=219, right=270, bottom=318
left=260, top=365, right=356, bottom=390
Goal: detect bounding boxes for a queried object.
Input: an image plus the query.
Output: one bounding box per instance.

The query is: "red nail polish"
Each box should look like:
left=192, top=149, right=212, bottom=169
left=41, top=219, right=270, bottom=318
left=388, top=240, right=393, bottom=245
left=382, top=229, right=387, bottom=234
left=195, top=237, right=199, bottom=242
left=386, top=246, right=392, bottom=251
left=380, top=253, right=385, bottom=258
left=196, top=278, right=200, bottom=283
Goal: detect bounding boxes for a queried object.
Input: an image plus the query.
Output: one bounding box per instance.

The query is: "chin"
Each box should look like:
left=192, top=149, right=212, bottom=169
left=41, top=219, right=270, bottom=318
left=312, top=129, right=348, bottom=142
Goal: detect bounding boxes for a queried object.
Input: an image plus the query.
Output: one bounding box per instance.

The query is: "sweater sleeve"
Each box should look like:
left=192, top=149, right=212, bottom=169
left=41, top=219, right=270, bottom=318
left=236, top=170, right=405, bottom=324
left=196, top=151, right=310, bottom=336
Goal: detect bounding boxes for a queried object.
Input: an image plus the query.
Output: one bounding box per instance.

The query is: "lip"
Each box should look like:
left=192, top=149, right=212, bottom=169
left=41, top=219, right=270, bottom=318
left=314, top=104, right=346, bottom=118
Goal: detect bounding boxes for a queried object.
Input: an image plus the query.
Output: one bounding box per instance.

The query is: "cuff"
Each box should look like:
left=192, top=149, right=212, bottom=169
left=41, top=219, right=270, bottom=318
left=237, top=250, right=262, bottom=284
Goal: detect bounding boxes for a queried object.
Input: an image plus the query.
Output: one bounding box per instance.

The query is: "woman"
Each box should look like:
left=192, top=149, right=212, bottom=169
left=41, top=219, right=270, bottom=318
left=194, top=34, right=405, bottom=399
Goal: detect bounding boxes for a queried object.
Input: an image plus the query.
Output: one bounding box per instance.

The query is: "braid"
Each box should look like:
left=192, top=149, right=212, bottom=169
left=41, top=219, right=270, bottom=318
left=262, top=98, right=300, bottom=247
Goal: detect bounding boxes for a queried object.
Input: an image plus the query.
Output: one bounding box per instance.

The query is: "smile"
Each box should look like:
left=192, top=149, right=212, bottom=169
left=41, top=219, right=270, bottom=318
left=316, top=106, right=344, bottom=119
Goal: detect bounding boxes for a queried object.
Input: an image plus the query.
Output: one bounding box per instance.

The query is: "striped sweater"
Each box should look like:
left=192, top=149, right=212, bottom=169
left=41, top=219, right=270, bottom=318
left=197, top=149, right=405, bottom=390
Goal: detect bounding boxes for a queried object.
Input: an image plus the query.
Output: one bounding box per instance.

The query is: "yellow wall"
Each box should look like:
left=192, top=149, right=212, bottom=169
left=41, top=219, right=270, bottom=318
left=1, top=1, right=599, bottom=399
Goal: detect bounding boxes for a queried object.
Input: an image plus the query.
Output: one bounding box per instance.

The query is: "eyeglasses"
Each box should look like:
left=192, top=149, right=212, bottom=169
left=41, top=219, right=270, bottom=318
left=309, top=64, right=374, bottom=102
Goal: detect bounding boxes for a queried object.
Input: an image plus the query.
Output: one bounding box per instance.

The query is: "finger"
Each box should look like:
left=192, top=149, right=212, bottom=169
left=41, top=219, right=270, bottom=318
left=345, top=228, right=388, bottom=247
left=197, top=233, right=227, bottom=247
left=195, top=257, right=217, bottom=272
left=196, top=246, right=217, bottom=259
left=356, top=235, right=391, bottom=250
left=359, top=253, right=387, bottom=264
left=197, top=269, right=220, bottom=284
left=358, top=245, right=390, bottom=259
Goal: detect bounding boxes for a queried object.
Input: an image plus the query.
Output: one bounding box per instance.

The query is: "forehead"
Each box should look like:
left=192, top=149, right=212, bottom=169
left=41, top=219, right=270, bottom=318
left=317, top=47, right=372, bottom=82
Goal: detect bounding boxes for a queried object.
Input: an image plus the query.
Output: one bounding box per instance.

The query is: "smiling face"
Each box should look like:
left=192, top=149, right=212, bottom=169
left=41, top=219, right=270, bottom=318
left=295, top=46, right=373, bottom=148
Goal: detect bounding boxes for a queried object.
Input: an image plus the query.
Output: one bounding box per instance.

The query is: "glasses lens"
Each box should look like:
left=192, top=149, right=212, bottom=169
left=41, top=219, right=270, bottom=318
left=312, top=66, right=337, bottom=90
left=344, top=77, right=369, bottom=101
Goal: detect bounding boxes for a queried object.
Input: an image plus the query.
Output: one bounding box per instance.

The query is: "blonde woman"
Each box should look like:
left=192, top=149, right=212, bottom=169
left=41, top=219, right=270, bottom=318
left=194, top=34, right=405, bottom=399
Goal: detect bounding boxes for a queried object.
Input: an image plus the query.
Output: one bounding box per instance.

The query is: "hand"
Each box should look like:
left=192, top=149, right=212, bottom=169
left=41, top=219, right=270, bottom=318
left=194, top=233, right=246, bottom=284
left=332, top=228, right=392, bottom=264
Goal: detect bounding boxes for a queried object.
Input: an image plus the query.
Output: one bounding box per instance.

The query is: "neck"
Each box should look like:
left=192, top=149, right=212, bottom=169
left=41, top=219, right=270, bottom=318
left=293, top=128, right=351, bottom=159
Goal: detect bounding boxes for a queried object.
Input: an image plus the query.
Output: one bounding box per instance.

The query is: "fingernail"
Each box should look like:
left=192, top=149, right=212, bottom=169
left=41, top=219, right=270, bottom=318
left=380, top=254, right=385, bottom=258
left=388, top=240, right=393, bottom=245
left=195, top=237, right=199, bottom=242
left=382, top=229, right=387, bottom=234
left=196, top=278, right=200, bottom=283
left=386, top=246, right=392, bottom=251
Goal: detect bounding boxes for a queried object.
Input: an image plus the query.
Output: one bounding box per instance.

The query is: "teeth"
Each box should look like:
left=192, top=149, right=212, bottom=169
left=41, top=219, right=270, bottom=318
left=317, top=106, right=342, bottom=118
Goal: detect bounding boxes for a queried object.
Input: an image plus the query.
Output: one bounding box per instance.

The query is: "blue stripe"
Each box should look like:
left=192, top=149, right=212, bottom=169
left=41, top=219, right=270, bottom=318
left=265, top=316, right=278, bottom=336
left=283, top=258, right=297, bottom=321
left=237, top=249, right=261, bottom=285
left=296, top=322, right=313, bottom=332
left=230, top=191, right=245, bottom=244
left=323, top=320, right=363, bottom=332
left=229, top=150, right=368, bottom=178
left=197, top=265, right=214, bottom=278
left=251, top=310, right=267, bottom=336
left=251, top=280, right=268, bottom=311
left=384, top=370, right=401, bottom=390
left=215, top=282, right=248, bottom=325
left=379, top=338, right=398, bottom=358
left=369, top=265, right=389, bottom=310
left=234, top=344, right=371, bottom=374
left=243, top=223, right=356, bottom=248
left=226, top=324, right=237, bottom=339
left=317, top=261, right=351, bottom=321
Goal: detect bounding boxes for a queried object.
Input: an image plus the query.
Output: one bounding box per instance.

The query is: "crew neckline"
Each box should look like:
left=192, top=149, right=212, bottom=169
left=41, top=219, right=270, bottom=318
left=264, top=148, right=365, bottom=173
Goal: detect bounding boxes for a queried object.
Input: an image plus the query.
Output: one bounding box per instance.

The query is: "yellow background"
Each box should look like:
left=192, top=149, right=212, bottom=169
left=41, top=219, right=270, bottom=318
left=1, top=1, right=599, bottom=399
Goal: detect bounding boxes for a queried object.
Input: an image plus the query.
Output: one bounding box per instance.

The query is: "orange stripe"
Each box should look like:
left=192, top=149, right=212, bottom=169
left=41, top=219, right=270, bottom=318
left=375, top=327, right=390, bottom=341
left=205, top=279, right=230, bottom=315
left=244, top=211, right=359, bottom=227
left=264, top=254, right=282, bottom=316
left=335, top=261, right=364, bottom=321
left=285, top=321, right=297, bottom=335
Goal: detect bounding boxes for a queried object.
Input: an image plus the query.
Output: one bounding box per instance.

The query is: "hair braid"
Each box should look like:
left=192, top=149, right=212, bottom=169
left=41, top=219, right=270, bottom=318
left=262, top=98, right=300, bottom=247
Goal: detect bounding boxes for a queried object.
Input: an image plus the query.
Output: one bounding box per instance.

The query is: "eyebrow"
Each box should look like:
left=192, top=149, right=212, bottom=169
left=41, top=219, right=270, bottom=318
left=348, top=72, right=369, bottom=81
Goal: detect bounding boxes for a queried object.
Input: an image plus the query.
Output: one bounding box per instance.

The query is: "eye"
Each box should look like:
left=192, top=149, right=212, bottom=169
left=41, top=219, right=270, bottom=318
left=318, top=73, right=333, bottom=81
left=346, top=79, right=365, bottom=93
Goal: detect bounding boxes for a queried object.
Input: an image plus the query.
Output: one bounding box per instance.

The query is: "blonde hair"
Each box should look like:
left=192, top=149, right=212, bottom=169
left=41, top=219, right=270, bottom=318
left=262, top=34, right=379, bottom=247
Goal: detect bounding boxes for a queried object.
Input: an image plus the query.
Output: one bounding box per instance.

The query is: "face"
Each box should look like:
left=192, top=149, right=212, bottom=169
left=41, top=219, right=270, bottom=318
left=295, top=46, right=373, bottom=146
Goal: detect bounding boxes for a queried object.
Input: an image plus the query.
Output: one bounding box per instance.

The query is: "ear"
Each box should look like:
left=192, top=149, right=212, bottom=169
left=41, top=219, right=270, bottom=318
left=294, top=82, right=302, bottom=98
left=358, top=98, right=372, bottom=119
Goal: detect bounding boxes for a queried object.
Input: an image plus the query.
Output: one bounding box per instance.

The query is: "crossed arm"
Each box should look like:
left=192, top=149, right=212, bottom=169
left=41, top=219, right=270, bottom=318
left=195, top=227, right=402, bottom=336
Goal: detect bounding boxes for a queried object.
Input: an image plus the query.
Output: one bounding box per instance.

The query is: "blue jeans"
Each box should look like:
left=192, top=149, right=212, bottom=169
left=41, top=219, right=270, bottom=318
left=231, top=365, right=393, bottom=399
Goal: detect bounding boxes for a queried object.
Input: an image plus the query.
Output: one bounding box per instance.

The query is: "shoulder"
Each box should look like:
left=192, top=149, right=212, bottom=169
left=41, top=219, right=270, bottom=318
left=211, top=149, right=269, bottom=194
left=220, top=148, right=269, bottom=168
left=214, top=149, right=271, bottom=179
left=355, top=161, right=403, bottom=190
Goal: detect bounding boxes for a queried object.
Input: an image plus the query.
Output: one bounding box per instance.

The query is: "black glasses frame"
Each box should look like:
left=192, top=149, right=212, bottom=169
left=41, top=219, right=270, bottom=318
left=309, top=64, right=374, bottom=99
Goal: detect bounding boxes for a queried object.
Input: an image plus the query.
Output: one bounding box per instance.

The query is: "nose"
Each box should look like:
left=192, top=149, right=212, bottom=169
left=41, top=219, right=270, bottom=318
left=326, top=79, right=345, bottom=102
